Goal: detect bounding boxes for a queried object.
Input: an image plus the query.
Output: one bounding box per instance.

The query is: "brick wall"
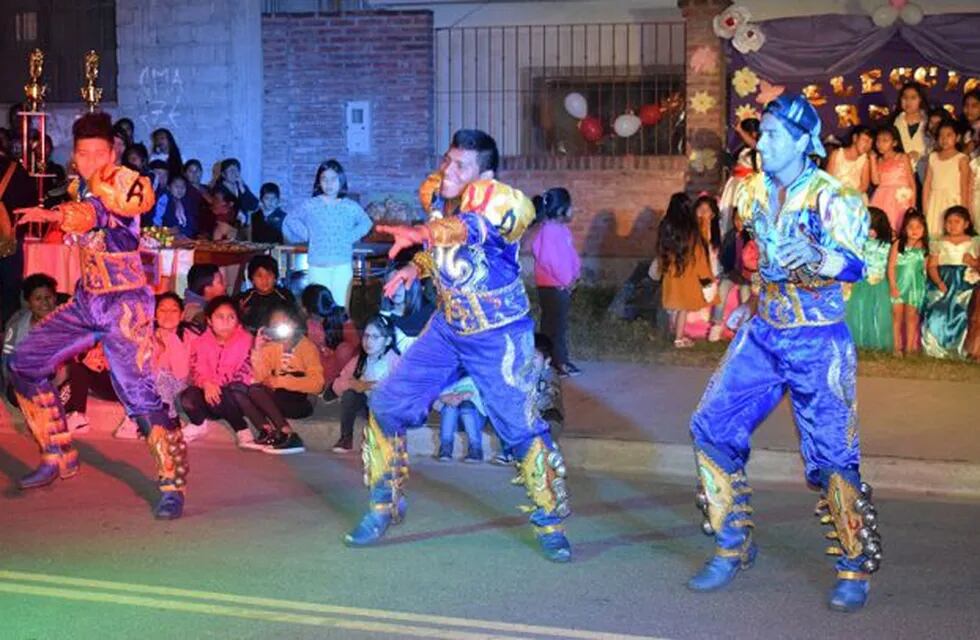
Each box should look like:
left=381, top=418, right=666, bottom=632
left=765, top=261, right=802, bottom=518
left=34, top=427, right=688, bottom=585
left=262, top=11, right=434, bottom=209
left=503, top=156, right=688, bottom=283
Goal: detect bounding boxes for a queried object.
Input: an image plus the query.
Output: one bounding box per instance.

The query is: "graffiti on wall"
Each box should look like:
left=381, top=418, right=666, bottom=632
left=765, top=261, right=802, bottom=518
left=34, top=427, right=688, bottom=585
left=138, top=66, right=183, bottom=133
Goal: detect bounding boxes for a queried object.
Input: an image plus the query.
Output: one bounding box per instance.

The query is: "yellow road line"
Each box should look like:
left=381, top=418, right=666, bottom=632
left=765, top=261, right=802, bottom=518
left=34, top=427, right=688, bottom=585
left=0, top=570, right=668, bottom=640
left=0, top=581, right=519, bottom=639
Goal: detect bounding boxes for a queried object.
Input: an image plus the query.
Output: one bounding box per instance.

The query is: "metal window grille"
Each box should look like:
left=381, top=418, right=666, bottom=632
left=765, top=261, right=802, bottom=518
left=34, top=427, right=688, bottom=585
left=435, top=22, right=686, bottom=159
left=0, top=0, right=117, bottom=104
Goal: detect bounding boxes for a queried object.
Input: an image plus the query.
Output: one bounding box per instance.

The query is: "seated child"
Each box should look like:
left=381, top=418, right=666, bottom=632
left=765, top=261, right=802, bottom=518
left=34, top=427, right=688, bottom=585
left=330, top=315, right=399, bottom=453
left=247, top=305, right=325, bottom=454
left=434, top=375, right=486, bottom=462
left=178, top=296, right=267, bottom=450
left=236, top=254, right=297, bottom=333
left=183, top=264, right=226, bottom=330
left=301, top=284, right=359, bottom=399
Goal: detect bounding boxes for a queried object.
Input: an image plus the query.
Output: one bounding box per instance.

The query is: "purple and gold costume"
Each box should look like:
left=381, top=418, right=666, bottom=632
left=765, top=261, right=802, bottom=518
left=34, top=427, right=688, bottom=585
left=688, top=95, right=881, bottom=611
left=9, top=165, right=188, bottom=517
left=347, top=177, right=571, bottom=560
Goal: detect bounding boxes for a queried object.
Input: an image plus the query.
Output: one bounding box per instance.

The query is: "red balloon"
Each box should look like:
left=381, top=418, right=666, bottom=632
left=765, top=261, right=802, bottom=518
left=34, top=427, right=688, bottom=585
left=578, top=116, right=604, bottom=143
left=639, top=103, right=663, bottom=126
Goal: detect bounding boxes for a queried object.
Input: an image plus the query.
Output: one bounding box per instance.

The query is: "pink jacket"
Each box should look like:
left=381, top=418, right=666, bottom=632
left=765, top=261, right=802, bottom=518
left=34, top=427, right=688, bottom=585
left=189, top=325, right=253, bottom=387
left=153, top=329, right=192, bottom=382
left=532, top=220, right=581, bottom=288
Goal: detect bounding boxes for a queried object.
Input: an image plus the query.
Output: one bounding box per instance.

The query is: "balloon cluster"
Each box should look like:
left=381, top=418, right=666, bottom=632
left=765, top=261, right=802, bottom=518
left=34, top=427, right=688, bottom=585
left=563, top=92, right=680, bottom=143
left=871, top=0, right=924, bottom=27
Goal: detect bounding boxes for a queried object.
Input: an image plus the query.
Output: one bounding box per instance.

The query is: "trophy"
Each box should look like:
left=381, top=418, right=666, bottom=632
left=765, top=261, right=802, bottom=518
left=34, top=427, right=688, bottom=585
left=19, top=48, right=53, bottom=212
left=80, top=50, right=103, bottom=112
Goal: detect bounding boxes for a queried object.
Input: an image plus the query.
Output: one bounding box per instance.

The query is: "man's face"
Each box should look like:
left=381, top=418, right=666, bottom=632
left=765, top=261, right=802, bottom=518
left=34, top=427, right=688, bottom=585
left=440, top=147, right=489, bottom=199
left=73, top=137, right=115, bottom=181
left=757, top=114, right=805, bottom=175
left=222, top=164, right=240, bottom=184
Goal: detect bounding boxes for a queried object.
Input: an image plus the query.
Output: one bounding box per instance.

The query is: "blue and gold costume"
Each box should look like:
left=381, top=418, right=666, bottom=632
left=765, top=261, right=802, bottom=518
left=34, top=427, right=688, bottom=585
left=8, top=164, right=188, bottom=519
left=688, top=95, right=882, bottom=612
left=346, top=177, right=571, bottom=562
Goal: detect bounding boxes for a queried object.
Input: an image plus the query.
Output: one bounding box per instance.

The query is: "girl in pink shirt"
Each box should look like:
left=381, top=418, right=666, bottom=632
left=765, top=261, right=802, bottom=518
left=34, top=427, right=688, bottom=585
left=531, top=188, right=582, bottom=377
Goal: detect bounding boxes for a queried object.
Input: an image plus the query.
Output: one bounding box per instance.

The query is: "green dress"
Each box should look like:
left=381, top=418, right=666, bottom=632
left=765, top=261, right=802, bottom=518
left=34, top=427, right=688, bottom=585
left=845, top=239, right=893, bottom=351
left=893, top=246, right=927, bottom=308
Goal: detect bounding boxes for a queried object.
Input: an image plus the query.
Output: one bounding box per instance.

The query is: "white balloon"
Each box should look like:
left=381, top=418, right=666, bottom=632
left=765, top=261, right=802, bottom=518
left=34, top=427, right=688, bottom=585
left=872, top=5, right=898, bottom=27
left=564, top=93, right=588, bottom=120
left=613, top=113, right=642, bottom=138
left=901, top=4, right=924, bottom=25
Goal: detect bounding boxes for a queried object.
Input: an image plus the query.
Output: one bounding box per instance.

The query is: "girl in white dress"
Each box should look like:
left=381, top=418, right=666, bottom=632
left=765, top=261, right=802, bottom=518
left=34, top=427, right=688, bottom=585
left=923, top=121, right=970, bottom=237
left=892, top=82, right=929, bottom=184
left=827, top=125, right=872, bottom=201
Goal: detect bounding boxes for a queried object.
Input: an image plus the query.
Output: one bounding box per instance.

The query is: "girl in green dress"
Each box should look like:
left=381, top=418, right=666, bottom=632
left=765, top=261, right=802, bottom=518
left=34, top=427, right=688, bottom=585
left=846, top=207, right=894, bottom=350
left=887, top=210, right=929, bottom=356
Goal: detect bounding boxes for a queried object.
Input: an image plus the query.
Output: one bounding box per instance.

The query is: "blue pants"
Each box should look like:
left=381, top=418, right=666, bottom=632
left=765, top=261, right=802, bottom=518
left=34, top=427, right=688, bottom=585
left=438, top=400, right=485, bottom=458
left=370, top=314, right=553, bottom=456
left=691, top=316, right=860, bottom=485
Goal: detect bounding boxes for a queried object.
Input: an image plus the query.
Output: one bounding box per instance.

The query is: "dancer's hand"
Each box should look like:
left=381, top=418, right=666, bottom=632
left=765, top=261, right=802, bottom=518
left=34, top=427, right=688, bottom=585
left=377, top=224, right=431, bottom=259
left=383, top=263, right=419, bottom=299
left=203, top=382, right=221, bottom=406
left=775, top=236, right=822, bottom=271
left=15, top=206, right=62, bottom=226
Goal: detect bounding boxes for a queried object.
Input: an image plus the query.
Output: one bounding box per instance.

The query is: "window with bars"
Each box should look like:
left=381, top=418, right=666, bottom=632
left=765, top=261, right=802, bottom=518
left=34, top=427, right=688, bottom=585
left=434, top=22, right=686, bottom=159
left=0, top=0, right=117, bottom=105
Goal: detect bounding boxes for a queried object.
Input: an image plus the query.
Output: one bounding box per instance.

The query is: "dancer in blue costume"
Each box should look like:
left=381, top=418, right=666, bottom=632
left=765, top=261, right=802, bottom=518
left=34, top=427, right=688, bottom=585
left=687, top=95, right=883, bottom=612
left=344, top=130, right=571, bottom=562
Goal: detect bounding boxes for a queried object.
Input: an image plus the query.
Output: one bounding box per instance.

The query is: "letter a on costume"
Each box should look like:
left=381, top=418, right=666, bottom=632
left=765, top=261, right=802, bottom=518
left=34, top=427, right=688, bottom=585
left=126, top=178, right=146, bottom=207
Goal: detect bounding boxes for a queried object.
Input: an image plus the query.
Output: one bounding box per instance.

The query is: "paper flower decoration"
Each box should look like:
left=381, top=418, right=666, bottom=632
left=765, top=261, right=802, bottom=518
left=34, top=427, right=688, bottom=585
left=735, top=104, right=761, bottom=122
left=732, top=23, right=765, bottom=54
left=713, top=5, right=752, bottom=39
left=690, top=91, right=717, bottom=115
left=689, top=148, right=719, bottom=173
left=755, top=79, right=786, bottom=105
left=689, top=46, right=719, bottom=74
left=732, top=67, right=760, bottom=97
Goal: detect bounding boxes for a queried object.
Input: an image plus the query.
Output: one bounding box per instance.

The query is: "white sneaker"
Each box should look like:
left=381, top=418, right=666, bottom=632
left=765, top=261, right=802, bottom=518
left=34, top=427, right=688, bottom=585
left=65, top=412, right=91, bottom=434
left=236, top=429, right=265, bottom=451
left=181, top=420, right=210, bottom=442
left=113, top=416, right=140, bottom=440
left=708, top=324, right=724, bottom=343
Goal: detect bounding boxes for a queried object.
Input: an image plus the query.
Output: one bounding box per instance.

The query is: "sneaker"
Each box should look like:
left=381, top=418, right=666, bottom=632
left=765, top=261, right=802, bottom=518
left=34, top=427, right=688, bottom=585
left=180, top=420, right=210, bottom=443
left=332, top=437, right=354, bottom=453
left=436, top=453, right=453, bottom=462
left=65, top=412, right=91, bottom=434
left=491, top=453, right=515, bottom=466
left=560, top=362, right=582, bottom=377
left=113, top=416, right=140, bottom=440
left=322, top=388, right=339, bottom=404
left=236, top=429, right=266, bottom=451
left=264, top=432, right=306, bottom=455
left=254, top=427, right=277, bottom=447
left=708, top=324, right=724, bottom=343
left=464, top=453, right=483, bottom=464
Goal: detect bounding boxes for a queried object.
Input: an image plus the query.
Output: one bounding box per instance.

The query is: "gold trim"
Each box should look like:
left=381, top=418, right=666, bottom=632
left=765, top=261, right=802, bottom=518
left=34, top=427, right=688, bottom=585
left=427, top=217, right=468, bottom=246
left=695, top=450, right=735, bottom=534
left=826, top=473, right=864, bottom=558
left=59, top=201, right=97, bottom=234
left=837, top=571, right=870, bottom=581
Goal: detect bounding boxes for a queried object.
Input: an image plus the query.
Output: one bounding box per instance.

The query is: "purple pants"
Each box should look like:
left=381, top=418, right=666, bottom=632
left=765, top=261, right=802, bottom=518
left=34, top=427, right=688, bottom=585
left=8, top=284, right=171, bottom=427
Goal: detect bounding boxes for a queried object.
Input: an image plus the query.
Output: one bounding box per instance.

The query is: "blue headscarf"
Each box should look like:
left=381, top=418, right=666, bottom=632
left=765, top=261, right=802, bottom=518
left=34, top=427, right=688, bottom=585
left=763, top=94, right=826, bottom=159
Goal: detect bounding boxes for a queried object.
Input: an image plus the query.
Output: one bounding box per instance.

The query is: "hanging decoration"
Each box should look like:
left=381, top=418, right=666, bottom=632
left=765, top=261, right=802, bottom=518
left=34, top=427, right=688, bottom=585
left=613, top=111, right=642, bottom=138
left=732, top=23, right=766, bottom=54
left=638, top=103, right=663, bottom=126
left=755, top=79, right=786, bottom=105
left=690, top=91, right=717, bottom=115
left=712, top=5, right=752, bottom=39
left=563, top=92, right=588, bottom=120
left=690, top=45, right=719, bottom=75
left=735, top=104, right=761, bottom=122
left=578, top=116, right=604, bottom=143
left=689, top=148, right=718, bottom=174
left=732, top=67, right=760, bottom=97
left=870, top=0, right=925, bottom=28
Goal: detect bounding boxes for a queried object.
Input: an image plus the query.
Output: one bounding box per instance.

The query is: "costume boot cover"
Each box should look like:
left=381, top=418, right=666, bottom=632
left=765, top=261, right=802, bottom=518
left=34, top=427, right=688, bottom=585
left=817, top=470, right=882, bottom=612
left=519, top=438, right=572, bottom=562
left=16, top=389, right=79, bottom=489
left=142, top=417, right=188, bottom=520
left=689, top=447, right=755, bottom=591
left=346, top=414, right=406, bottom=546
